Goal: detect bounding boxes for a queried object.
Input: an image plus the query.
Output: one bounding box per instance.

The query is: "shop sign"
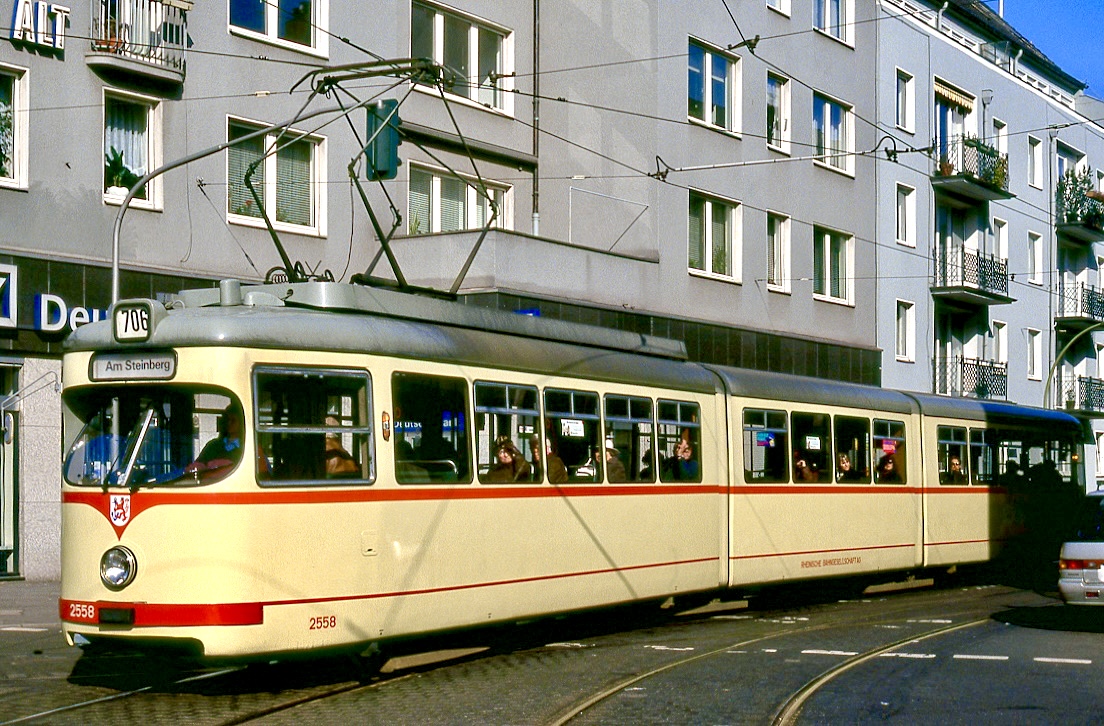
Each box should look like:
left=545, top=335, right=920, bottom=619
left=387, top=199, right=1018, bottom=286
left=0, top=264, right=16, bottom=329
left=34, top=293, right=107, bottom=334
left=10, top=0, right=70, bottom=50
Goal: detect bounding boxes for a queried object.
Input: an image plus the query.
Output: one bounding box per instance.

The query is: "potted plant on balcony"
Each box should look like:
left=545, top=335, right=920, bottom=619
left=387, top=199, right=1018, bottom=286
left=938, top=153, right=954, bottom=177
left=1057, top=168, right=1093, bottom=225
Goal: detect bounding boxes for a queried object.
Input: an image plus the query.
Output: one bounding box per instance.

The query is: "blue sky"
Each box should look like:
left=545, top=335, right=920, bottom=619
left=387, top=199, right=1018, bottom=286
left=999, top=0, right=1104, bottom=97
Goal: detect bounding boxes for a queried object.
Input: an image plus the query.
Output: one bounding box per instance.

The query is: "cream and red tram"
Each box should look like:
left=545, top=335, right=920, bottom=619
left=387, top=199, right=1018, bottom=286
left=59, top=281, right=1085, bottom=658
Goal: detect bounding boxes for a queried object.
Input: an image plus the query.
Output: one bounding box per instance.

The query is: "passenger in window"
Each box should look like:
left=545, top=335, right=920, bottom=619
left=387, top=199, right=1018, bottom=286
left=605, top=443, right=628, bottom=483
left=186, top=405, right=245, bottom=475
left=875, top=454, right=901, bottom=483
left=665, top=439, right=701, bottom=481
left=639, top=449, right=655, bottom=481
left=529, top=436, right=568, bottom=483
left=836, top=453, right=864, bottom=482
left=324, top=416, right=359, bottom=477
left=793, top=454, right=819, bottom=482
left=941, top=455, right=967, bottom=484
left=485, top=436, right=532, bottom=482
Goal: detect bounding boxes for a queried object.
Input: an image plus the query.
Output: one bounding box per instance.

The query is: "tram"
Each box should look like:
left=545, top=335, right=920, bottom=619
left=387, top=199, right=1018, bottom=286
left=59, top=280, right=1086, bottom=658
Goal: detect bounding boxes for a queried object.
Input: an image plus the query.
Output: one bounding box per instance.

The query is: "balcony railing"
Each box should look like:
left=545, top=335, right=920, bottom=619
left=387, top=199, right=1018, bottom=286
left=932, top=246, right=1010, bottom=299
left=1055, top=374, right=1104, bottom=415
left=1057, top=282, right=1104, bottom=324
left=935, top=356, right=1008, bottom=399
left=90, top=0, right=189, bottom=76
left=1056, top=169, right=1104, bottom=242
left=933, top=135, right=1010, bottom=196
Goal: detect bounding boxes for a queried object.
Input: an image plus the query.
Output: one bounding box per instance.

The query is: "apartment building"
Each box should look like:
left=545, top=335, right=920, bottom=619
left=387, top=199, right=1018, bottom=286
left=1, top=0, right=1100, bottom=578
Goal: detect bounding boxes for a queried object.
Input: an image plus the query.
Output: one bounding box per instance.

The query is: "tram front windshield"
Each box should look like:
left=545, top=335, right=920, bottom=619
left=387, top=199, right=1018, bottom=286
left=63, top=386, right=243, bottom=488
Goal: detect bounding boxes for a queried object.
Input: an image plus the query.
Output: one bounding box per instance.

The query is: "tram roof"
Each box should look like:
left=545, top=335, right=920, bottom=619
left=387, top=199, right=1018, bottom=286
left=66, top=281, right=721, bottom=394
left=707, top=366, right=918, bottom=414
left=906, top=392, right=1086, bottom=431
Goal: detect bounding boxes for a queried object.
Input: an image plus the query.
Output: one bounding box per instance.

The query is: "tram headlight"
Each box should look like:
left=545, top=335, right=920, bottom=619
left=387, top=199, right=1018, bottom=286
left=100, top=547, right=137, bottom=590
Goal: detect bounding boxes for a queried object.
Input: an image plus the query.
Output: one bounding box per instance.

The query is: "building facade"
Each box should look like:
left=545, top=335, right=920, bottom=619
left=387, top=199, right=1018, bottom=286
left=1, top=0, right=1101, bottom=579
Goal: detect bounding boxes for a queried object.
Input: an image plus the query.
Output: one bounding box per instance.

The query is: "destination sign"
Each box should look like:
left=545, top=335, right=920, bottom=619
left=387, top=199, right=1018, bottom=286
left=91, top=352, right=176, bottom=381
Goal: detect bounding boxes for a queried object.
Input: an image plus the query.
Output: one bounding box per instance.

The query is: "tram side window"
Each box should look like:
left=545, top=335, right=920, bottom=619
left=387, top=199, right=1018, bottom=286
left=937, top=426, right=969, bottom=484
left=544, top=388, right=602, bottom=482
left=873, top=419, right=907, bottom=484
left=254, top=368, right=373, bottom=485
left=392, top=372, right=471, bottom=484
left=605, top=394, right=655, bottom=482
left=476, top=382, right=541, bottom=484
left=969, top=428, right=996, bottom=484
left=834, top=416, right=870, bottom=483
left=743, top=409, right=788, bottom=483
left=791, top=412, right=830, bottom=482
left=658, top=400, right=701, bottom=482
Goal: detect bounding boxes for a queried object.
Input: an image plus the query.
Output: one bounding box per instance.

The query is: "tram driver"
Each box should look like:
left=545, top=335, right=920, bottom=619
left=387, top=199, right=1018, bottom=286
left=186, top=405, right=254, bottom=476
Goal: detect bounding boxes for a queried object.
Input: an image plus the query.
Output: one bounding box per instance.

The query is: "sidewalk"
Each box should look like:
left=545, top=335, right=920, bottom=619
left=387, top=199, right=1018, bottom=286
left=0, top=579, right=60, bottom=628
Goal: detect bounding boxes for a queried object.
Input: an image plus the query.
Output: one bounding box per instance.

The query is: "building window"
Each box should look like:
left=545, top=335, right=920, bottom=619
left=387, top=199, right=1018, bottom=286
left=895, top=184, right=914, bottom=246
left=992, top=320, right=1007, bottom=364
left=0, top=65, right=27, bottom=188
left=814, top=0, right=852, bottom=43
left=1028, top=231, right=1042, bottom=284
left=689, top=191, right=739, bottom=280
left=229, top=0, right=323, bottom=51
left=227, top=118, right=325, bottom=233
left=412, top=1, right=509, bottom=113
left=766, top=73, right=789, bottom=151
left=767, top=0, right=790, bottom=15
left=1027, top=329, right=1042, bottom=380
left=688, top=40, right=740, bottom=133
left=1028, top=136, right=1042, bottom=188
left=766, top=212, right=789, bottom=292
left=992, top=118, right=1007, bottom=155
left=104, top=92, right=160, bottom=206
left=992, top=217, right=1007, bottom=260
left=408, top=165, right=507, bottom=235
left=813, top=92, right=852, bottom=173
left=812, top=226, right=851, bottom=303
left=895, top=69, right=913, bottom=132
left=895, top=300, right=914, bottom=362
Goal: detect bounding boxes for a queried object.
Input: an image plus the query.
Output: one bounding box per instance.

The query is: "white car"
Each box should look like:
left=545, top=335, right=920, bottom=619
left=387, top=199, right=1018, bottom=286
left=1058, top=494, right=1104, bottom=606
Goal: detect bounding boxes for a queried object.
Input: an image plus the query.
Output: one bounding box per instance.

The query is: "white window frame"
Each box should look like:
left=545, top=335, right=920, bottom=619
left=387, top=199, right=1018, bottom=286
left=1028, top=231, right=1043, bottom=284
left=895, top=68, right=914, bottom=133
left=992, top=217, right=1007, bottom=261
left=228, top=0, right=329, bottom=56
left=895, top=183, right=915, bottom=247
left=766, top=0, right=790, bottom=16
left=1028, top=136, right=1042, bottom=188
left=766, top=211, right=790, bottom=293
left=992, top=118, right=1007, bottom=156
left=0, top=63, right=28, bottom=190
left=226, top=116, right=327, bottom=237
left=103, top=89, right=162, bottom=210
left=688, top=190, right=741, bottom=282
left=766, top=73, right=790, bottom=153
left=813, top=91, right=854, bottom=175
left=407, top=163, right=510, bottom=235
left=1027, top=328, right=1042, bottom=380
left=812, top=225, right=853, bottom=305
left=411, top=1, right=513, bottom=116
left=992, top=320, right=1007, bottom=365
left=687, top=39, right=741, bottom=136
left=895, top=299, right=915, bottom=362
left=813, top=0, right=854, bottom=45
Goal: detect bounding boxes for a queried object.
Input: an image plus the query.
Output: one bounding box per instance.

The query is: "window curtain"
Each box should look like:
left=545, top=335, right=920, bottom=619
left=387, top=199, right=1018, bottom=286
left=712, top=203, right=729, bottom=275
left=104, top=96, right=148, bottom=198
left=276, top=137, right=312, bottom=226
left=0, top=74, right=13, bottom=179
left=228, top=123, right=264, bottom=217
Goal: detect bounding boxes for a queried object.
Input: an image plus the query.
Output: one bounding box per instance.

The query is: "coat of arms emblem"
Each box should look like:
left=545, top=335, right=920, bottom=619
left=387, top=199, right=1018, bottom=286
left=109, top=494, right=131, bottom=527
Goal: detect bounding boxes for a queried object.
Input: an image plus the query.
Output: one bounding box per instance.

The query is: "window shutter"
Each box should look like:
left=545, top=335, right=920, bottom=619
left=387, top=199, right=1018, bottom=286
left=712, top=202, right=728, bottom=275
left=408, top=168, right=432, bottom=234
left=440, top=176, right=465, bottom=231
left=228, top=123, right=264, bottom=217
left=276, top=137, right=312, bottom=226
left=688, top=195, right=705, bottom=270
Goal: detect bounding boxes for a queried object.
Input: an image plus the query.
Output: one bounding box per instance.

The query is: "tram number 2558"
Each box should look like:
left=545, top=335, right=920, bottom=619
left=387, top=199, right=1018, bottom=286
left=310, top=615, right=337, bottom=630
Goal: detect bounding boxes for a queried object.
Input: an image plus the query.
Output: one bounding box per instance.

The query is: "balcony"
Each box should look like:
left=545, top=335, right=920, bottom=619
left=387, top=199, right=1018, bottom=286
left=86, top=0, right=190, bottom=84
left=1055, top=374, right=1104, bottom=416
left=1056, top=169, right=1104, bottom=243
left=934, top=355, right=1008, bottom=399
left=1056, top=282, right=1104, bottom=330
left=931, top=135, right=1013, bottom=202
left=931, top=246, right=1013, bottom=305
